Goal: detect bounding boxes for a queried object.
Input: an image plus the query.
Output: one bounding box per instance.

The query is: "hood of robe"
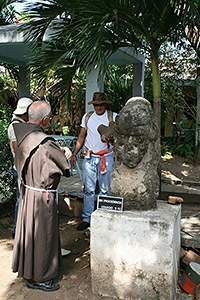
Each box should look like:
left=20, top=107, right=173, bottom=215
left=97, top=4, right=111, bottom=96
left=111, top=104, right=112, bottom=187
left=13, top=123, right=45, bottom=146
left=13, top=123, right=54, bottom=178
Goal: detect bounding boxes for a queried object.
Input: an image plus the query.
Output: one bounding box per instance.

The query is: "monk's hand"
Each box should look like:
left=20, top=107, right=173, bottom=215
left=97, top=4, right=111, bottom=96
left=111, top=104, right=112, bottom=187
left=61, top=146, right=72, bottom=159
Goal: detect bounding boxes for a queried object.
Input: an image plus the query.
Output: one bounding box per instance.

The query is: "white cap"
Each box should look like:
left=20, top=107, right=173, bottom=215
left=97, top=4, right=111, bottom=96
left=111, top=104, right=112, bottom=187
left=13, top=97, right=33, bottom=115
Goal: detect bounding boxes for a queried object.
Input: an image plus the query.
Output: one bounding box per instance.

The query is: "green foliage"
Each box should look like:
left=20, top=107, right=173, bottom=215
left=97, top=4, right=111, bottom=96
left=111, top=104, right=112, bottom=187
left=20, top=0, right=181, bottom=101
left=161, top=116, right=195, bottom=158
left=0, top=0, right=18, bottom=25
left=18, top=0, right=199, bottom=137
left=142, top=41, right=197, bottom=159
left=62, top=126, right=69, bottom=135
left=158, top=42, right=197, bottom=158
left=46, top=117, right=62, bottom=133
left=0, top=104, right=15, bottom=217
left=104, top=65, right=134, bottom=113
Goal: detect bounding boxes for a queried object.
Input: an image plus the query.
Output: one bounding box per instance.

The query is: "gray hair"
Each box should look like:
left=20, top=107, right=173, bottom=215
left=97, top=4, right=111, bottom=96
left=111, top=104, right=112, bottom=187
left=28, top=101, right=51, bottom=123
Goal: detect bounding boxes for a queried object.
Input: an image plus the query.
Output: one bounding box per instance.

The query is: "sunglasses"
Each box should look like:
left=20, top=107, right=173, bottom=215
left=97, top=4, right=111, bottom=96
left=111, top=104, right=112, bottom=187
left=93, top=103, right=105, bottom=107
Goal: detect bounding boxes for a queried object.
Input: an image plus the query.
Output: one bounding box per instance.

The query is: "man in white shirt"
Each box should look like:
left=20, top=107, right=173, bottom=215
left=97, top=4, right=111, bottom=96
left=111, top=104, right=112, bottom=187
left=71, top=92, right=117, bottom=230
left=7, top=97, right=33, bottom=238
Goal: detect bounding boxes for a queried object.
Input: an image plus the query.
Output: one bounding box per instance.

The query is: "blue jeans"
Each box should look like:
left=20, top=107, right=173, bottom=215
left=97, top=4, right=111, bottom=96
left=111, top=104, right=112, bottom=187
left=12, top=168, right=19, bottom=236
left=82, top=152, right=114, bottom=223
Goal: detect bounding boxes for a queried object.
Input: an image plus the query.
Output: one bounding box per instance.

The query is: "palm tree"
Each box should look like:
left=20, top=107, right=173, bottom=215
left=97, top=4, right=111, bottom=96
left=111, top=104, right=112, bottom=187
left=0, top=0, right=20, bottom=25
left=21, top=0, right=199, bottom=134
left=173, top=0, right=199, bottom=56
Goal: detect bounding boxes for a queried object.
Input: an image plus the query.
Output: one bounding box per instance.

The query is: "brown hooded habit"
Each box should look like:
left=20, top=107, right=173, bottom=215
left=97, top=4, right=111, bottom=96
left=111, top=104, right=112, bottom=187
left=12, top=123, right=70, bottom=282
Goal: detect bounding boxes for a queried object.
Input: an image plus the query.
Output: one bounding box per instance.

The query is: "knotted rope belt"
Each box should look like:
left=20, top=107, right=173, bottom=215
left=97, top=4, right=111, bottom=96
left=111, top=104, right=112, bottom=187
left=85, top=148, right=113, bottom=174
left=21, top=180, right=58, bottom=204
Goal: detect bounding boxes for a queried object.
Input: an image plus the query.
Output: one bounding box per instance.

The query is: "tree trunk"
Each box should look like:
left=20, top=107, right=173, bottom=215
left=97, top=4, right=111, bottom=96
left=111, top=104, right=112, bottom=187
left=151, top=55, right=162, bottom=194
left=194, top=66, right=200, bottom=165
left=151, top=57, right=161, bottom=139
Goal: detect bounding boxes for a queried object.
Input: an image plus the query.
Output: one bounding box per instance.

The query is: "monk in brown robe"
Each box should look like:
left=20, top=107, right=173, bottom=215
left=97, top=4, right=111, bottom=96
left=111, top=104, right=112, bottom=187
left=12, top=101, right=71, bottom=292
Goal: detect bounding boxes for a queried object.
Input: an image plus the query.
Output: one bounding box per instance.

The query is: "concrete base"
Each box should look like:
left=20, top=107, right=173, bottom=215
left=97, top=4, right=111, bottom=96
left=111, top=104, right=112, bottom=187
left=91, top=201, right=181, bottom=300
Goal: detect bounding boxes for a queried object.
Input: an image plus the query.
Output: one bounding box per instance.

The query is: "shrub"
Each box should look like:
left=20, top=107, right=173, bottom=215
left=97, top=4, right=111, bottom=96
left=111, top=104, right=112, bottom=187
left=0, top=106, right=15, bottom=218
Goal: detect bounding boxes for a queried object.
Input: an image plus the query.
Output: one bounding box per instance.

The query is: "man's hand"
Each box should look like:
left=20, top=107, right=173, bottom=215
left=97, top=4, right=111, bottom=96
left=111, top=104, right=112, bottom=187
left=100, top=134, right=114, bottom=144
left=101, top=134, right=108, bottom=143
left=70, top=155, right=77, bottom=168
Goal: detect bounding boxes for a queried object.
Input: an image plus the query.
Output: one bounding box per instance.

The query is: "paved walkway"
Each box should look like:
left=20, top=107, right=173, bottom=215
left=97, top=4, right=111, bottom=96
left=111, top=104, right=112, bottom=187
left=161, top=179, right=200, bottom=248
left=58, top=167, right=84, bottom=195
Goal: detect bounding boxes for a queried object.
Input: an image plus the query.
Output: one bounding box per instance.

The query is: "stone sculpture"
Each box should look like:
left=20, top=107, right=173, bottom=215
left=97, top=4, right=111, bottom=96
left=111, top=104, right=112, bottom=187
left=110, top=97, right=160, bottom=210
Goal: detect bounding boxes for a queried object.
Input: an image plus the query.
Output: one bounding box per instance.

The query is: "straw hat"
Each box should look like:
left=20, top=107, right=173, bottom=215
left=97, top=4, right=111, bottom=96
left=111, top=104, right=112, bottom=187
left=88, top=92, right=112, bottom=105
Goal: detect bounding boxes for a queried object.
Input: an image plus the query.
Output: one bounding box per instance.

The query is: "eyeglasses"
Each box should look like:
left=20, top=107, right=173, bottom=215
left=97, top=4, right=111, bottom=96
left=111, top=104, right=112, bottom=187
left=44, top=115, right=53, bottom=125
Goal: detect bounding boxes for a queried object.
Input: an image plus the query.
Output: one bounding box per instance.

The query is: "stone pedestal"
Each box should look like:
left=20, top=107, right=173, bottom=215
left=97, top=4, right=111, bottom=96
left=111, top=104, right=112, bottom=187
left=91, top=201, right=181, bottom=300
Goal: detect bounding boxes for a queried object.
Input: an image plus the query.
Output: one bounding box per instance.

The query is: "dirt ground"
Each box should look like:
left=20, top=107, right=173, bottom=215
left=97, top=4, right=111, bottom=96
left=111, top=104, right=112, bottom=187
left=0, top=155, right=200, bottom=300
left=161, top=154, right=200, bottom=183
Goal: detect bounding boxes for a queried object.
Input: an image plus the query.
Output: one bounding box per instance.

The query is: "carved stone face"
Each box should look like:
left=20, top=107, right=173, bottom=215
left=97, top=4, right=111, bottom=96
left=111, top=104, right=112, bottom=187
left=115, top=97, right=158, bottom=168
left=116, top=134, right=149, bottom=167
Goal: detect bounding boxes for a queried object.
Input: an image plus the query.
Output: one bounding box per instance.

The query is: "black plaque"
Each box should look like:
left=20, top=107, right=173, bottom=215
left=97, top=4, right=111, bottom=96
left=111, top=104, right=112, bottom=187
left=97, top=195, right=123, bottom=211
